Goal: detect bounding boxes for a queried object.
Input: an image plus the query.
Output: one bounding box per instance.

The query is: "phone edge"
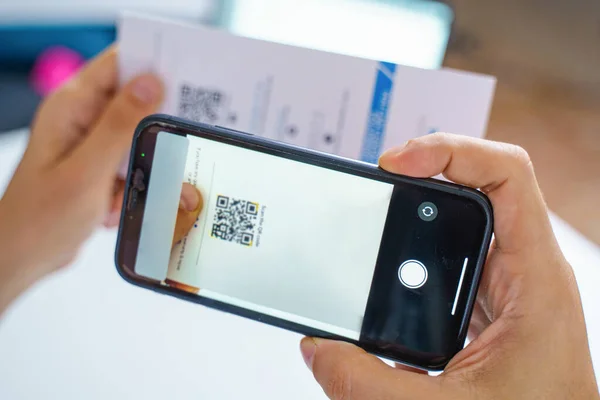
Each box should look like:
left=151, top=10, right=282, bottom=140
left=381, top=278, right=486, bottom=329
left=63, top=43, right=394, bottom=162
left=114, top=114, right=494, bottom=371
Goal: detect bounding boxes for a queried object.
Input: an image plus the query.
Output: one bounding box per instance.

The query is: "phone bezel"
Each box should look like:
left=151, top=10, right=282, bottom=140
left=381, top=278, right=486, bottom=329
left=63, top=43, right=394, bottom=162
left=115, top=114, right=493, bottom=371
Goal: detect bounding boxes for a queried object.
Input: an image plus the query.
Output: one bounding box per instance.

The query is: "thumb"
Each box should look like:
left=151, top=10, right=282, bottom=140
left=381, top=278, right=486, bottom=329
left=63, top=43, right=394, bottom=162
left=70, top=73, right=163, bottom=180
left=300, top=338, right=443, bottom=400
left=172, top=183, right=203, bottom=246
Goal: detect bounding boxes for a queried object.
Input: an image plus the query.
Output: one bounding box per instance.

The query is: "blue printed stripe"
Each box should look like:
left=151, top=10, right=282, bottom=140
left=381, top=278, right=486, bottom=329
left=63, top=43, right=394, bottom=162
left=360, top=61, right=397, bottom=163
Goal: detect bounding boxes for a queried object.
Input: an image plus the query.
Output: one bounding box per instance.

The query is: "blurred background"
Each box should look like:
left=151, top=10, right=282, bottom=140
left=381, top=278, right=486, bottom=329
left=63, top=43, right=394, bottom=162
left=1, top=0, right=598, bottom=245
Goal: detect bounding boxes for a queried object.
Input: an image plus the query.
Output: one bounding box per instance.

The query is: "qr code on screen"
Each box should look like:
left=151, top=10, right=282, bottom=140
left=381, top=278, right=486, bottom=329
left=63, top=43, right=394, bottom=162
left=178, top=83, right=225, bottom=124
left=211, top=195, right=259, bottom=246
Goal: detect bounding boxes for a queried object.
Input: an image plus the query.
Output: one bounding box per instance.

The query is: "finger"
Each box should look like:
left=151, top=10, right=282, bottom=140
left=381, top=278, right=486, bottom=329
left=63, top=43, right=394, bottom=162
left=301, top=338, right=442, bottom=400
left=103, top=179, right=125, bottom=228
left=29, top=45, right=119, bottom=165
left=467, top=301, right=491, bottom=341
left=103, top=211, right=121, bottom=229
left=70, top=73, right=163, bottom=181
left=172, top=184, right=203, bottom=246
left=379, top=133, right=554, bottom=255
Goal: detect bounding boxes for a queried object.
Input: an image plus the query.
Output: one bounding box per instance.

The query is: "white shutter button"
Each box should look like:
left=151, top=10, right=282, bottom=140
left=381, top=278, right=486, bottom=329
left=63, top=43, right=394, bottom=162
left=398, top=260, right=428, bottom=289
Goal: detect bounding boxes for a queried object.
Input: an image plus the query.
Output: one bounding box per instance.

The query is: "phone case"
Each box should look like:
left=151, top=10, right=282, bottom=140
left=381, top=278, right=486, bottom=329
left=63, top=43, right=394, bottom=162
left=115, top=114, right=494, bottom=371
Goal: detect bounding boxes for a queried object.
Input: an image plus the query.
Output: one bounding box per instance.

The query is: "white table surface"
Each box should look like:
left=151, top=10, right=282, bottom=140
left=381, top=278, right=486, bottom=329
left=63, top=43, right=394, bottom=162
left=1, top=128, right=599, bottom=399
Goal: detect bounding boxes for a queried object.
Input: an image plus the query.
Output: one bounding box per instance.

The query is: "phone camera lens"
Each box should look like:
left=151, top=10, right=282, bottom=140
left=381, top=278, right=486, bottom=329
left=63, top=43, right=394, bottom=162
left=418, top=202, right=438, bottom=222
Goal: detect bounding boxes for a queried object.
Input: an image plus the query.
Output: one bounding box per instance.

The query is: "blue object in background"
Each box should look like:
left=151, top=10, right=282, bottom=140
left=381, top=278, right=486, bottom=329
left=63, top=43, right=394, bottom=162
left=0, top=24, right=115, bottom=65
left=361, top=61, right=397, bottom=163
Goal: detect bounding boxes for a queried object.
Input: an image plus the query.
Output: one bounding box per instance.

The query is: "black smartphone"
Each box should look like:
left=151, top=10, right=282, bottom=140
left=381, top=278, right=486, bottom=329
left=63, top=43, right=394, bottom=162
left=115, top=114, right=493, bottom=371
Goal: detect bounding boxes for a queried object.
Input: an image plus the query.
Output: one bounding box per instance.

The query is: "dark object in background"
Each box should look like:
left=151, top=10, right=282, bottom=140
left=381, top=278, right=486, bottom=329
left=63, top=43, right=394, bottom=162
left=0, top=71, right=40, bottom=132
left=0, top=24, right=115, bottom=133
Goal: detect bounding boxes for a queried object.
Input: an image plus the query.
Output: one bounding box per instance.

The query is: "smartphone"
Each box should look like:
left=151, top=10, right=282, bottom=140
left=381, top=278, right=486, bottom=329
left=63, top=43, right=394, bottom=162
left=116, top=114, right=493, bottom=371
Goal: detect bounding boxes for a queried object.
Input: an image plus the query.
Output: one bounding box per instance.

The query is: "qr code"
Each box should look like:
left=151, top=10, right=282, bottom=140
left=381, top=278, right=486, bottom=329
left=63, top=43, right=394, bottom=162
left=178, top=83, right=225, bottom=124
left=211, top=195, right=259, bottom=246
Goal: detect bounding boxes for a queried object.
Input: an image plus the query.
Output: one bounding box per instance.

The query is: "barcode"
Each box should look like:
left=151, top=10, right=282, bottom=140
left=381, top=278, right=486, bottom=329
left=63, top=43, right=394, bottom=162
left=211, top=195, right=259, bottom=246
left=178, top=83, right=225, bottom=124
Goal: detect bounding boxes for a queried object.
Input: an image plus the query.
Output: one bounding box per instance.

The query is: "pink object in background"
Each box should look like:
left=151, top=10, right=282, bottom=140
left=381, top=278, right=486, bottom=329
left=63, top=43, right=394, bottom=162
left=30, top=46, right=85, bottom=96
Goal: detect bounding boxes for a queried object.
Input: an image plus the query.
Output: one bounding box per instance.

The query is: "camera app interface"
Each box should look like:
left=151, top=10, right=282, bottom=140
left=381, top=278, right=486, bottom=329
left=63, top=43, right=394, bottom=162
left=135, top=131, right=394, bottom=339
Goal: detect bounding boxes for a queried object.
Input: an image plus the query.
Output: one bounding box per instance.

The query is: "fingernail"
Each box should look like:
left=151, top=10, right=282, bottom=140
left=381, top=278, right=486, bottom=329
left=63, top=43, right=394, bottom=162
left=180, top=184, right=200, bottom=212
left=382, top=141, right=408, bottom=157
left=131, top=75, right=162, bottom=104
left=300, top=337, right=317, bottom=371
left=109, top=211, right=120, bottom=226
left=378, top=142, right=409, bottom=165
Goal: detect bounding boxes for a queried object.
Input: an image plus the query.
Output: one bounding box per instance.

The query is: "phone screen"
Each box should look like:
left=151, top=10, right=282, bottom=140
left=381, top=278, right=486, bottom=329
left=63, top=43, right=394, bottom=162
left=119, top=122, right=491, bottom=369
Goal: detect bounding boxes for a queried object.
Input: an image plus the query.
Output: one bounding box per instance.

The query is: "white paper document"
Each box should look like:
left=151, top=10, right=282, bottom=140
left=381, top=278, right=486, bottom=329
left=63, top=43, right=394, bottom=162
left=118, top=14, right=496, bottom=167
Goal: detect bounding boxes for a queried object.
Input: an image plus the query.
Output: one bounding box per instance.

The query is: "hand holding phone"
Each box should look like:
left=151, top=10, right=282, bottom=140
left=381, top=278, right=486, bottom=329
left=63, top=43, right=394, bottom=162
left=299, top=134, right=599, bottom=400
left=117, top=115, right=493, bottom=370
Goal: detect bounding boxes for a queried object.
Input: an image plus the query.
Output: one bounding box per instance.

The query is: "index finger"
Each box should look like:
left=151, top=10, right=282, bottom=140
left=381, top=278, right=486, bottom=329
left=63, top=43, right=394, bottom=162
left=379, top=133, right=555, bottom=254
